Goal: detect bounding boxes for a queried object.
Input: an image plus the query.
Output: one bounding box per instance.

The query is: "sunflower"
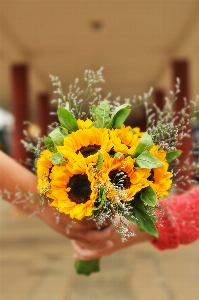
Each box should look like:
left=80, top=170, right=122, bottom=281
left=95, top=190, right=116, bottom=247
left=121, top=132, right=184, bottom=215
left=101, top=153, right=150, bottom=201
left=57, top=127, right=113, bottom=160
left=37, top=149, right=53, bottom=194
left=49, top=153, right=98, bottom=220
left=109, top=125, right=143, bottom=155
left=149, top=145, right=173, bottom=198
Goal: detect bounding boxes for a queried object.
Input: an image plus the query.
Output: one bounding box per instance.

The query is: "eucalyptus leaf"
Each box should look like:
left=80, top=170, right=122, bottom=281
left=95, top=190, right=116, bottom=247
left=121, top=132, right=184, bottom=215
left=57, top=107, right=78, bottom=132
left=44, top=136, right=57, bottom=152
left=92, top=100, right=111, bottom=128
left=50, top=152, right=66, bottom=165
left=136, top=151, right=164, bottom=168
left=132, top=132, right=153, bottom=158
left=49, top=126, right=68, bottom=146
left=140, top=186, right=157, bottom=207
left=108, top=103, right=131, bottom=129
left=166, top=150, right=182, bottom=163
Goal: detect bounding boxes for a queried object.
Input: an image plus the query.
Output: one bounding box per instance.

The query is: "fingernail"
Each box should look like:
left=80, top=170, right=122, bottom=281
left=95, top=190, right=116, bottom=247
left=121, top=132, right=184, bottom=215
left=105, top=240, right=113, bottom=248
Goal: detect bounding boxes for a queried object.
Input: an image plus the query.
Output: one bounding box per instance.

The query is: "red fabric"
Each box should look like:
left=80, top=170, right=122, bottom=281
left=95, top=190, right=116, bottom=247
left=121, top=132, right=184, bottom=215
left=151, top=187, right=199, bottom=250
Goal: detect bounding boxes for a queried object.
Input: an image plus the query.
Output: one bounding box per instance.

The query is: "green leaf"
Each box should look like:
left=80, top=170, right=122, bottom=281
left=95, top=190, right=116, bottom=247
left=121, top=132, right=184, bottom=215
left=125, top=197, right=158, bottom=237
left=44, top=136, right=57, bottom=152
left=108, top=103, right=131, bottom=129
left=92, top=100, right=111, bottom=128
left=49, top=126, right=68, bottom=146
left=50, top=152, right=66, bottom=165
left=131, top=132, right=153, bottom=158
left=114, top=152, right=124, bottom=158
left=57, top=107, right=78, bottom=133
left=96, top=151, right=103, bottom=170
left=74, top=259, right=100, bottom=276
left=91, top=105, right=97, bottom=121
left=166, top=150, right=182, bottom=163
left=140, top=186, right=157, bottom=207
left=136, top=151, right=164, bottom=169
left=93, top=186, right=106, bottom=211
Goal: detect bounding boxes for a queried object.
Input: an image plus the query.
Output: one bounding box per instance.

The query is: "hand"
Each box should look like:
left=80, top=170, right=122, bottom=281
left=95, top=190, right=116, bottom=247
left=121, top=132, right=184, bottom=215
left=72, top=219, right=154, bottom=260
left=38, top=207, right=115, bottom=246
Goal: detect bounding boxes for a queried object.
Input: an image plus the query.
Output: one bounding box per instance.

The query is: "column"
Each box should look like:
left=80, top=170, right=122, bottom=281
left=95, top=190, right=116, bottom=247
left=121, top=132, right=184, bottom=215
left=37, top=93, right=50, bottom=137
left=172, top=60, right=193, bottom=190
left=10, top=64, right=29, bottom=161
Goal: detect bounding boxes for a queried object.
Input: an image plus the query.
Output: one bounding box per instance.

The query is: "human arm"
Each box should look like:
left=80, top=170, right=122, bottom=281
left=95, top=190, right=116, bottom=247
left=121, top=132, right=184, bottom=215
left=152, top=187, right=199, bottom=250
left=0, top=150, right=113, bottom=244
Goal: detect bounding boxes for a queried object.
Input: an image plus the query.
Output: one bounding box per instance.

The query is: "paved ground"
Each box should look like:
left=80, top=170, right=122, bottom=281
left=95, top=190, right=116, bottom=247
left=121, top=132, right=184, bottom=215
left=0, top=201, right=199, bottom=300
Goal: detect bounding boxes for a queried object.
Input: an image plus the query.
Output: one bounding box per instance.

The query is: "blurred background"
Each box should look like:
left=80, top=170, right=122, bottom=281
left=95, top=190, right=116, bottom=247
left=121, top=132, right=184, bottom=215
left=0, top=1, right=199, bottom=300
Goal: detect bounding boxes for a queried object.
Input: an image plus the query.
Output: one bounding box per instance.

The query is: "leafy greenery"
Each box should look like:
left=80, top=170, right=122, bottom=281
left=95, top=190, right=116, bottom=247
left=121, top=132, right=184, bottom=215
left=166, top=150, right=182, bottom=163
left=92, top=100, right=111, bottom=128
left=49, top=126, right=68, bottom=146
left=44, top=136, right=57, bottom=153
left=108, top=103, right=131, bottom=129
left=140, top=186, right=157, bottom=207
left=135, top=151, right=164, bottom=168
left=131, top=132, right=153, bottom=158
left=49, top=152, right=66, bottom=165
left=57, top=107, right=78, bottom=132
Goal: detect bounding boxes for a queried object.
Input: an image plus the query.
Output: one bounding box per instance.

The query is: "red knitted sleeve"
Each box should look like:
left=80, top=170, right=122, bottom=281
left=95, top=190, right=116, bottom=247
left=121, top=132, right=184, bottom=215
left=151, top=187, right=199, bottom=250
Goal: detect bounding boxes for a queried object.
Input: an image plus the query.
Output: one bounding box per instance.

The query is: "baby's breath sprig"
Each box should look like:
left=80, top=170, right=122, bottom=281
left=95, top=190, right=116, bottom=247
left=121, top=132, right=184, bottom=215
left=50, top=68, right=105, bottom=119
left=146, top=78, right=199, bottom=152
left=21, top=125, right=44, bottom=172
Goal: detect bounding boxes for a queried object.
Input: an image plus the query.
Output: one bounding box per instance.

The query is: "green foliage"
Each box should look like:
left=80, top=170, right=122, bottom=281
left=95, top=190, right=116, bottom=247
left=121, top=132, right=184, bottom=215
left=92, top=100, right=111, bottom=128
left=140, top=186, right=157, bottom=207
left=108, top=103, right=131, bottom=129
left=135, top=151, right=164, bottom=168
left=49, top=126, right=68, bottom=146
left=114, top=152, right=124, bottom=158
left=131, top=132, right=153, bottom=158
left=44, top=136, right=57, bottom=152
left=166, top=150, right=182, bottom=163
left=93, top=186, right=106, bottom=211
left=125, top=196, right=158, bottom=237
left=49, top=152, right=66, bottom=165
left=95, top=151, right=103, bottom=170
left=57, top=107, right=78, bottom=133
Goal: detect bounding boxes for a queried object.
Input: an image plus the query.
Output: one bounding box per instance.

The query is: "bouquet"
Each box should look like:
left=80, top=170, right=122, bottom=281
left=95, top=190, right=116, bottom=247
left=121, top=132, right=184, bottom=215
left=22, top=68, right=198, bottom=275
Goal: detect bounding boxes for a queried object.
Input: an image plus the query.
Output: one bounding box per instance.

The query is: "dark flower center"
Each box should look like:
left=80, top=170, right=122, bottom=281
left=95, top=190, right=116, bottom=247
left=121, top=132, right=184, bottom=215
left=109, top=170, right=131, bottom=190
left=109, top=147, right=116, bottom=156
left=148, top=170, right=154, bottom=181
left=48, top=167, right=53, bottom=182
left=78, top=145, right=100, bottom=158
left=67, top=174, right=92, bottom=204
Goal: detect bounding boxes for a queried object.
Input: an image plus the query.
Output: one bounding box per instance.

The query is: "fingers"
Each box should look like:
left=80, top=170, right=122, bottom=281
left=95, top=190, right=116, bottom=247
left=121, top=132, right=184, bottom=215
left=66, top=224, right=114, bottom=244
left=72, top=240, right=113, bottom=260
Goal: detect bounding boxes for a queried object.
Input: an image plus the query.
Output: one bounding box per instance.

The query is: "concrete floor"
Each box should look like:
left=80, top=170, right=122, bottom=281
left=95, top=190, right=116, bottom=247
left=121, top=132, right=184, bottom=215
left=0, top=201, right=199, bottom=300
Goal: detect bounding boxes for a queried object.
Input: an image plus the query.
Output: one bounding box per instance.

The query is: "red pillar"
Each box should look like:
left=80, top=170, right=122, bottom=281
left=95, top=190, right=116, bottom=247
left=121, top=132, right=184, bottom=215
left=37, top=93, right=50, bottom=137
left=172, top=60, right=193, bottom=190
left=10, top=64, right=29, bottom=161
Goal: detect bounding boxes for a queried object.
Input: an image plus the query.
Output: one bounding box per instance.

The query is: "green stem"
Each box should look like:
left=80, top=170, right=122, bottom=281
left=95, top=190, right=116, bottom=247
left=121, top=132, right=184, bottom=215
left=74, top=258, right=100, bottom=276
